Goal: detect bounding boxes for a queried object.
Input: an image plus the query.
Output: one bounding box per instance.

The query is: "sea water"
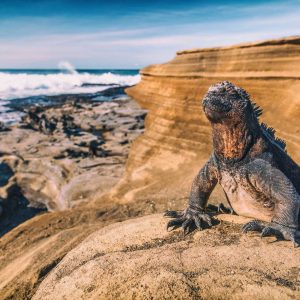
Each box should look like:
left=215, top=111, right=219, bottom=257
left=0, top=66, right=140, bottom=124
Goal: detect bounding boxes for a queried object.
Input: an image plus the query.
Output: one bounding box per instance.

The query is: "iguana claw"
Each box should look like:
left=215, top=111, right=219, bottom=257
left=242, top=220, right=264, bottom=232
left=164, top=208, right=213, bottom=234
left=206, top=203, right=234, bottom=215
left=242, top=220, right=300, bottom=247
left=217, top=203, right=234, bottom=214
left=166, top=218, right=184, bottom=231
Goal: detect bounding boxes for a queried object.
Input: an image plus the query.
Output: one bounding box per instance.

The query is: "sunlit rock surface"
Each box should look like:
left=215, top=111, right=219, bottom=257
left=109, top=36, right=300, bottom=208
left=33, top=214, right=300, bottom=300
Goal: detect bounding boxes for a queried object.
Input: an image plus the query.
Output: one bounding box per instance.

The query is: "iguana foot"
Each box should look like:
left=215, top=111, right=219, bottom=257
left=206, top=203, right=234, bottom=214
left=242, top=220, right=264, bottom=232
left=164, top=207, right=213, bottom=235
left=242, top=220, right=300, bottom=247
left=217, top=203, right=234, bottom=214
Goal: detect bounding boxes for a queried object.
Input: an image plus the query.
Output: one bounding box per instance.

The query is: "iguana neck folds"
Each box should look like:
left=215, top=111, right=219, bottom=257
left=212, top=122, right=256, bottom=162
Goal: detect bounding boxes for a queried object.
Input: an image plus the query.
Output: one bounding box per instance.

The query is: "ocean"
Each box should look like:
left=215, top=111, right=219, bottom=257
left=0, top=67, right=140, bottom=124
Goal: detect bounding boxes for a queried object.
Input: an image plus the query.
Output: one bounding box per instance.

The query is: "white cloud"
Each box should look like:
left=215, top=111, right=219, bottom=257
left=0, top=1, right=300, bottom=68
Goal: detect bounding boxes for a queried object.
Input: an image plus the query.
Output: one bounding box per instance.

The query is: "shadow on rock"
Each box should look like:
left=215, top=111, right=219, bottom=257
left=0, top=162, right=46, bottom=237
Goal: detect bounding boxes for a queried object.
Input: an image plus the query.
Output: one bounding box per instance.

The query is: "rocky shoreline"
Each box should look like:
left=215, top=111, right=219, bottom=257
left=1, top=36, right=300, bottom=300
left=0, top=88, right=147, bottom=236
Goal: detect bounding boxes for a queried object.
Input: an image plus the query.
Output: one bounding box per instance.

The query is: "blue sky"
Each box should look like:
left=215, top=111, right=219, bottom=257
left=0, top=0, right=299, bottom=69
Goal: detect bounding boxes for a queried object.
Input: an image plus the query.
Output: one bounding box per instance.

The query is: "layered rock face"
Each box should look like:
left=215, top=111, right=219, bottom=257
left=110, top=36, right=300, bottom=207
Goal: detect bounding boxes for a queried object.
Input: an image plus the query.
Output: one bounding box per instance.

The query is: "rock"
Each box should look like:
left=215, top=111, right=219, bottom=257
left=0, top=97, right=146, bottom=215
left=0, top=203, right=146, bottom=300
left=0, top=162, right=14, bottom=187
left=0, top=85, right=149, bottom=298
left=92, top=86, right=130, bottom=98
left=88, top=140, right=108, bottom=157
left=4, top=36, right=300, bottom=300
left=6, top=86, right=131, bottom=112
left=108, top=36, right=300, bottom=206
left=20, top=108, right=41, bottom=130
left=119, top=139, right=129, bottom=145
left=33, top=214, right=300, bottom=300
left=0, top=122, right=10, bottom=132
left=20, top=108, right=58, bottom=135
left=0, top=173, right=44, bottom=236
left=38, top=114, right=57, bottom=135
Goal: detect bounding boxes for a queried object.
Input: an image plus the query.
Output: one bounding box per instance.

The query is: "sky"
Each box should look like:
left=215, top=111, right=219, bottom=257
left=0, top=0, right=299, bottom=69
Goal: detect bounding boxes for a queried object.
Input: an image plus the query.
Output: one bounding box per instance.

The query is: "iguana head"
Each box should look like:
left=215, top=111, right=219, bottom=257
left=202, top=81, right=259, bottom=124
left=202, top=81, right=262, bottom=160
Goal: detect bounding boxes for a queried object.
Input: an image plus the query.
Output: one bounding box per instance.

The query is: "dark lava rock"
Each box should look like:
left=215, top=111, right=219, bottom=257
left=0, top=121, right=11, bottom=132
left=89, top=140, right=109, bottom=157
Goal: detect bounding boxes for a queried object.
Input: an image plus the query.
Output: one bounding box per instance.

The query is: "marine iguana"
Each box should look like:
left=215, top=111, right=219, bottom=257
left=165, top=81, right=300, bottom=246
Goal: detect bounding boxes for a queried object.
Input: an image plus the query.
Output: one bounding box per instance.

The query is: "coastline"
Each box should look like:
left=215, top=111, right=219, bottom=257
left=1, top=36, right=300, bottom=299
left=0, top=87, right=147, bottom=235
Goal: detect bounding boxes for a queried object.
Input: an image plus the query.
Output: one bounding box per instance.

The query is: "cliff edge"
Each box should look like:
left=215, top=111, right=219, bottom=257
left=108, top=36, right=300, bottom=209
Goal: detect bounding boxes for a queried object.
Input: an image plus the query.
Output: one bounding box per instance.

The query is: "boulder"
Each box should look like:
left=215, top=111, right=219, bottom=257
left=33, top=214, right=300, bottom=300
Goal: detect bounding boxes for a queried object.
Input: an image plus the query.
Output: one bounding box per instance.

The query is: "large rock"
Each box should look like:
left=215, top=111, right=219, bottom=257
left=33, top=214, right=300, bottom=300
left=108, top=36, right=300, bottom=207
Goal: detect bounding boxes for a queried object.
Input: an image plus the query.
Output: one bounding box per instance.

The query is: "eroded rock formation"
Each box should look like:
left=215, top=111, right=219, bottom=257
left=109, top=36, right=300, bottom=209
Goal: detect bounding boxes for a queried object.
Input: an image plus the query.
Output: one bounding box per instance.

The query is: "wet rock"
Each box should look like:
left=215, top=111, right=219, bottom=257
left=0, top=162, right=14, bottom=187
left=119, top=139, right=129, bottom=145
left=88, top=140, right=107, bottom=157
left=6, top=86, right=131, bottom=112
left=0, top=121, right=10, bottom=132
left=39, top=114, right=57, bottom=135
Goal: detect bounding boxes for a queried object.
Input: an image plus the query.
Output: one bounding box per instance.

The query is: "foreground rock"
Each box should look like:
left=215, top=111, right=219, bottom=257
left=109, top=36, right=300, bottom=207
left=0, top=201, right=158, bottom=300
left=33, top=214, right=300, bottom=300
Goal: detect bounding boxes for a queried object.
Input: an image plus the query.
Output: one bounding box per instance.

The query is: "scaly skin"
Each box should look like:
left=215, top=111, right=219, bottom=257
left=165, top=81, right=300, bottom=247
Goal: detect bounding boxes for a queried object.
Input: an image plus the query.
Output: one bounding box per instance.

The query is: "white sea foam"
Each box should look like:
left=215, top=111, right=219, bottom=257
left=0, top=105, right=24, bottom=124
left=0, top=63, right=140, bottom=124
left=0, top=71, right=140, bottom=100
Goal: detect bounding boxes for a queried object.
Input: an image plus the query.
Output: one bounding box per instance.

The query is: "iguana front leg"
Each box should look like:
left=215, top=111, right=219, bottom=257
left=165, top=156, right=218, bottom=234
left=242, top=159, right=300, bottom=247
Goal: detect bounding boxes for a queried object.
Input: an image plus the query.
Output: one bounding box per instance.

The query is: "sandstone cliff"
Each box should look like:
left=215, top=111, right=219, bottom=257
left=1, top=36, right=300, bottom=300
left=108, top=36, right=300, bottom=209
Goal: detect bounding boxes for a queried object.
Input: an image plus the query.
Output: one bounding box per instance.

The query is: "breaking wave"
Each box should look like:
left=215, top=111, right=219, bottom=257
left=0, top=69, right=140, bottom=100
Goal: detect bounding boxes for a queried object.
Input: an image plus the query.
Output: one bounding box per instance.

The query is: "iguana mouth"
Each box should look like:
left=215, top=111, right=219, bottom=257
left=203, top=98, right=232, bottom=114
left=203, top=100, right=232, bottom=122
